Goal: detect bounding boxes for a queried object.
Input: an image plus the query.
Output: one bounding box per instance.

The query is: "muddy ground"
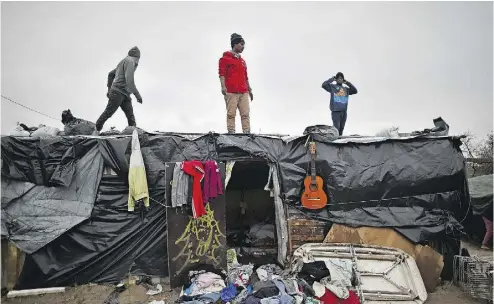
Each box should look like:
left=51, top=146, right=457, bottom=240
left=1, top=282, right=488, bottom=304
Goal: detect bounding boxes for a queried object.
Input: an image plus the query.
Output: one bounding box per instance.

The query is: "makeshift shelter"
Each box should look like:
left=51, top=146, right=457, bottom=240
left=0, top=130, right=469, bottom=289
left=462, top=174, right=493, bottom=243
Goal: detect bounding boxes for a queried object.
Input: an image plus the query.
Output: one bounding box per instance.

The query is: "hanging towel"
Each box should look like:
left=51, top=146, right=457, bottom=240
left=203, top=160, right=223, bottom=203
left=182, top=161, right=206, bottom=218
left=171, top=162, right=189, bottom=207
left=128, top=130, right=149, bottom=211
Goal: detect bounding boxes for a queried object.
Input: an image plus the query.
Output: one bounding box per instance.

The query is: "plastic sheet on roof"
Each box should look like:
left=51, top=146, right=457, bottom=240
left=1, top=131, right=469, bottom=288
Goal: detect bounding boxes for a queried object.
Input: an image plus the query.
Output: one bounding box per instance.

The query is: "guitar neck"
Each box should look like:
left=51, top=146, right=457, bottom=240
left=311, top=151, right=316, bottom=184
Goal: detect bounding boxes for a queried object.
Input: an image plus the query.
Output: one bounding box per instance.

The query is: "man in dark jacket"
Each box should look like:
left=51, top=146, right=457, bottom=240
left=96, top=46, right=143, bottom=132
left=218, top=33, right=253, bottom=134
left=322, top=72, right=358, bottom=136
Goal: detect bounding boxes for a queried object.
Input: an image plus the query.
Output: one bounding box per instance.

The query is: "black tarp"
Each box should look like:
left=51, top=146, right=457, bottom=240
left=468, top=174, right=493, bottom=216
left=461, top=174, right=493, bottom=244
left=1, top=132, right=469, bottom=288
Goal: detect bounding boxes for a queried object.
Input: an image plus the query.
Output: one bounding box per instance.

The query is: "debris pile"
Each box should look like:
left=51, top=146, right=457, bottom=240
left=176, top=245, right=429, bottom=304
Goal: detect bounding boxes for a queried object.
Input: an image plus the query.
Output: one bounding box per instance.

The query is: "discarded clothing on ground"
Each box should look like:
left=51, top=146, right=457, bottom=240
left=183, top=272, right=226, bottom=297
left=256, top=264, right=283, bottom=282
left=298, top=261, right=330, bottom=285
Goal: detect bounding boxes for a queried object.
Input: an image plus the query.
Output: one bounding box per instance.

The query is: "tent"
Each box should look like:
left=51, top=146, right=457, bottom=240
left=0, top=130, right=469, bottom=289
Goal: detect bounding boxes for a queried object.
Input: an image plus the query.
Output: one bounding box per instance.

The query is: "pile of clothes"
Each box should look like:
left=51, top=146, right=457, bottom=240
left=171, top=160, right=223, bottom=218
left=177, top=250, right=361, bottom=304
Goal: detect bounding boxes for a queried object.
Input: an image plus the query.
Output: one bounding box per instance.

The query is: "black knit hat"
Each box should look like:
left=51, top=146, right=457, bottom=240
left=128, top=46, right=141, bottom=58
left=230, top=33, right=244, bottom=48
left=335, top=72, right=344, bottom=80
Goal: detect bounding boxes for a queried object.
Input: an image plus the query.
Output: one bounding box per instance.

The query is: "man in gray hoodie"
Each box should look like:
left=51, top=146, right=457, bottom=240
left=96, top=46, right=143, bottom=132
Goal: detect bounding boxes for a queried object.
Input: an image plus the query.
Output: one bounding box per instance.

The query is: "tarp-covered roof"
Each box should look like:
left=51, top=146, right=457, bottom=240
left=1, top=132, right=469, bottom=288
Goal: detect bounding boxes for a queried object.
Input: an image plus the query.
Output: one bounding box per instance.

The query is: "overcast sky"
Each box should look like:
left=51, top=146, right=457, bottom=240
left=1, top=1, right=493, bottom=138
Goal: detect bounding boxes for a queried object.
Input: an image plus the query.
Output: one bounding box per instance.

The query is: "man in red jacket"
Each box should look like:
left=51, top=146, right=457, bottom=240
left=218, top=33, right=254, bottom=134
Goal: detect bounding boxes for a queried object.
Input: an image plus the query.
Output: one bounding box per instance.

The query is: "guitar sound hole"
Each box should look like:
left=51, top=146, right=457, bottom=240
left=310, top=185, right=318, bottom=191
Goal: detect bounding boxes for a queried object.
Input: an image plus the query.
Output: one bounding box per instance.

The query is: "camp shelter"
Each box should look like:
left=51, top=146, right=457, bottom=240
left=0, top=129, right=469, bottom=289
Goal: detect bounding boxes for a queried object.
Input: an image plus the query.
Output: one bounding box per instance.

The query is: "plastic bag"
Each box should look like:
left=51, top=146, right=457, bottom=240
left=303, top=125, right=339, bottom=142
left=64, top=117, right=96, bottom=136
left=9, top=125, right=30, bottom=137
left=375, top=127, right=400, bottom=138
left=30, top=125, right=60, bottom=138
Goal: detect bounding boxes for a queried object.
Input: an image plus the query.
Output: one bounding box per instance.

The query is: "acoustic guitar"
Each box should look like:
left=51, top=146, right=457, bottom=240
left=301, top=142, right=328, bottom=209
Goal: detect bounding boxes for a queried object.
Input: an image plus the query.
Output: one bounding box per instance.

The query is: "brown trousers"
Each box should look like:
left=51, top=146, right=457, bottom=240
left=225, top=93, right=250, bottom=133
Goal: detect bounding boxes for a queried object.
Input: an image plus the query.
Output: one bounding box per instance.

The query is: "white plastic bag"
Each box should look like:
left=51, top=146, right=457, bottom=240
left=30, top=125, right=60, bottom=138
left=9, top=125, right=30, bottom=137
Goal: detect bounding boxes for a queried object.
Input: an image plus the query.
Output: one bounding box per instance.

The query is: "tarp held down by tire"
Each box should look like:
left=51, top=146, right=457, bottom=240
left=0, top=131, right=469, bottom=288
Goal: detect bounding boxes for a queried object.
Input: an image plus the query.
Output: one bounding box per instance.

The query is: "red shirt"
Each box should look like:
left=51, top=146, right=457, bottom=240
left=218, top=51, right=249, bottom=93
left=181, top=161, right=206, bottom=218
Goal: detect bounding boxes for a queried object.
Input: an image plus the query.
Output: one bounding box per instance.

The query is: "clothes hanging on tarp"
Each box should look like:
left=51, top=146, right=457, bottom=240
left=203, top=160, right=223, bottom=203
left=172, top=162, right=190, bottom=208
left=128, top=129, right=149, bottom=212
left=182, top=161, right=206, bottom=218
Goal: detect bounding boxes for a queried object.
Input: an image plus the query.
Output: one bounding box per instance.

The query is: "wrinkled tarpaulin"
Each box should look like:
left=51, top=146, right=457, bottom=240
left=462, top=174, right=493, bottom=243
left=1, top=133, right=469, bottom=288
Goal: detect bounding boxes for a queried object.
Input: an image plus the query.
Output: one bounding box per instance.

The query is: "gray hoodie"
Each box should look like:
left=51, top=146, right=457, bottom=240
left=107, top=56, right=141, bottom=100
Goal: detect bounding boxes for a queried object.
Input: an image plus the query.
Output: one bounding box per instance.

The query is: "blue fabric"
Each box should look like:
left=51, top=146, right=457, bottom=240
left=222, top=284, right=238, bottom=302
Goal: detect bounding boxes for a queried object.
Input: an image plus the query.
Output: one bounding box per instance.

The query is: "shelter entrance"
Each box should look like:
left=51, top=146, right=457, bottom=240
left=225, top=160, right=278, bottom=266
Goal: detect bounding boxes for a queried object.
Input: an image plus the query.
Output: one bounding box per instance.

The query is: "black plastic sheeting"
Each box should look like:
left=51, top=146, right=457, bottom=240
left=468, top=174, right=493, bottom=216
left=1, top=139, right=104, bottom=253
left=279, top=135, right=468, bottom=243
left=1, top=132, right=469, bottom=288
left=15, top=176, right=167, bottom=289
left=461, top=174, right=493, bottom=244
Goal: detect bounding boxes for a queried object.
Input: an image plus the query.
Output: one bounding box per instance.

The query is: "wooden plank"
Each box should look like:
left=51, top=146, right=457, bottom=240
left=1, top=240, right=7, bottom=290
left=6, top=242, right=18, bottom=290
left=7, top=287, right=65, bottom=298
left=288, top=219, right=325, bottom=226
left=166, top=162, right=227, bottom=288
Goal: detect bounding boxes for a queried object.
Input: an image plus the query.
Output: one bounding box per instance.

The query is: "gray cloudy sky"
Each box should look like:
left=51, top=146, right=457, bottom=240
left=1, top=1, right=493, bottom=138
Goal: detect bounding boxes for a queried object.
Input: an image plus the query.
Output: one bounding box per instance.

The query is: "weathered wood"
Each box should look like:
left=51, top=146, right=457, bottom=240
left=466, top=157, right=493, bottom=164
left=7, top=287, right=65, bottom=298
left=6, top=242, right=19, bottom=290
left=287, top=216, right=328, bottom=255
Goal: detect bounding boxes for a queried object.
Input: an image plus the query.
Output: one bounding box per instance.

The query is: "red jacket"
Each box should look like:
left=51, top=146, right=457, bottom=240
left=218, top=51, right=249, bottom=93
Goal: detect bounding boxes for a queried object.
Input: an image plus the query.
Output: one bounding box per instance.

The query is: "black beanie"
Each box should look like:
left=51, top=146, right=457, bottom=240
left=230, top=33, right=244, bottom=48
left=128, top=46, right=141, bottom=58
left=336, top=72, right=344, bottom=79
